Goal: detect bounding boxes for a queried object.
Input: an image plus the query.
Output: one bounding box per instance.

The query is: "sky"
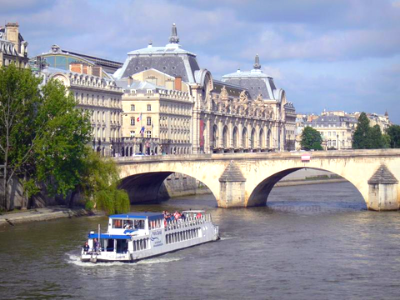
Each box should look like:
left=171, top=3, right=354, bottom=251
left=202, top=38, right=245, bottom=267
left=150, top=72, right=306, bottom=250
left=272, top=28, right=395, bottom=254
left=1, top=0, right=399, bottom=123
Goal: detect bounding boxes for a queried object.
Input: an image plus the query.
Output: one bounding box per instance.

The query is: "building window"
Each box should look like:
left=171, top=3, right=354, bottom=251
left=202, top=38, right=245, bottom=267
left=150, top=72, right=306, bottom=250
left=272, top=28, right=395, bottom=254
left=147, top=104, right=151, bottom=111
left=130, top=117, right=135, bottom=125
left=131, top=104, right=135, bottom=111
left=130, top=131, right=135, bottom=137
left=147, top=117, right=151, bottom=125
left=147, top=131, right=152, bottom=138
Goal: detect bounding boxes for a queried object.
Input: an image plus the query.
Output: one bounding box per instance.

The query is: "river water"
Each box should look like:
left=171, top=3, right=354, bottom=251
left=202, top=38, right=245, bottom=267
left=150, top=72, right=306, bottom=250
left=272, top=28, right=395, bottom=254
left=1, top=182, right=400, bottom=300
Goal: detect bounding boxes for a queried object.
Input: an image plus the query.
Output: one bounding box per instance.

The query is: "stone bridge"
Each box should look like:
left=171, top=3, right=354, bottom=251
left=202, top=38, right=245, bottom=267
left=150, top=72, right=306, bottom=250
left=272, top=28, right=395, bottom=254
left=116, top=149, right=400, bottom=211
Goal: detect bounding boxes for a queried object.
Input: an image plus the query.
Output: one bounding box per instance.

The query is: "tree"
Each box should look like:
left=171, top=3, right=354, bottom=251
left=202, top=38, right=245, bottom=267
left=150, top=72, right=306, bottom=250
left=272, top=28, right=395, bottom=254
left=352, top=112, right=387, bottom=149
left=382, top=134, right=391, bottom=149
left=369, top=125, right=384, bottom=149
left=0, top=64, right=91, bottom=210
left=79, top=151, right=130, bottom=214
left=0, top=64, right=42, bottom=210
left=301, top=126, right=323, bottom=150
left=33, top=80, right=92, bottom=200
left=386, top=125, right=400, bottom=148
left=352, top=112, right=371, bottom=149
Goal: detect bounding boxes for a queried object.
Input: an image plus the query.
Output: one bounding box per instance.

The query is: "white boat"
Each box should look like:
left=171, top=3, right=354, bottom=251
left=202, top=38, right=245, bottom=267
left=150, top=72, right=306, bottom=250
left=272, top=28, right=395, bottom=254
left=81, top=210, right=219, bottom=263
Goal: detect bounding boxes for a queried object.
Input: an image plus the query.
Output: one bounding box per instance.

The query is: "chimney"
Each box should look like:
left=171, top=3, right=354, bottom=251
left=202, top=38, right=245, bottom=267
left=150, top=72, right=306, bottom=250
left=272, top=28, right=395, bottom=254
left=5, top=22, right=20, bottom=53
left=69, top=62, right=83, bottom=74
left=175, top=76, right=182, bottom=91
left=92, top=66, right=102, bottom=78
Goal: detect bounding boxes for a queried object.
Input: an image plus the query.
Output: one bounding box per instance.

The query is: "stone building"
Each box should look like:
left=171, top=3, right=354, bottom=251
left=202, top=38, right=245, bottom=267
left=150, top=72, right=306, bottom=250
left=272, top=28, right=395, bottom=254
left=0, top=22, right=29, bottom=67
left=32, top=45, right=124, bottom=156
left=118, top=71, right=193, bottom=155
left=306, top=114, right=358, bottom=150
left=114, top=24, right=294, bottom=155
left=351, top=111, right=391, bottom=133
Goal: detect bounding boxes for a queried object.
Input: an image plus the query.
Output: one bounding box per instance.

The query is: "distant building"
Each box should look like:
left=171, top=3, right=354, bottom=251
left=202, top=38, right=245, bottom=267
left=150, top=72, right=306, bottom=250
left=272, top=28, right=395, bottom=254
left=351, top=111, right=391, bottom=133
left=306, top=114, right=357, bottom=150
left=296, top=109, right=391, bottom=150
left=0, top=22, right=29, bottom=67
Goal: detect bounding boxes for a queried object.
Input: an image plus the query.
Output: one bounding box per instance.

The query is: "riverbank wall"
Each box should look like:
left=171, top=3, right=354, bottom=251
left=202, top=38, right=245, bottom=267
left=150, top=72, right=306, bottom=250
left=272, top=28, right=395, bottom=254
left=0, top=206, right=100, bottom=228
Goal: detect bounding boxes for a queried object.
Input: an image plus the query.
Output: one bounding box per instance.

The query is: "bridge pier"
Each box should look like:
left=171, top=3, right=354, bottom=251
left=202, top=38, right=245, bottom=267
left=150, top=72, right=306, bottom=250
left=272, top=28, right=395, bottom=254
left=367, top=165, right=399, bottom=211
left=218, top=161, right=246, bottom=208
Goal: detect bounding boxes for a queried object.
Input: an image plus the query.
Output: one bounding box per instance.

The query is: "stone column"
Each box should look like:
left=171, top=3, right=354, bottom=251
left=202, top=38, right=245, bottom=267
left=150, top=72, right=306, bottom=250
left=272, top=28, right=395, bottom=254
left=205, top=117, right=210, bottom=154
left=368, top=164, right=399, bottom=211
left=218, top=161, right=246, bottom=208
left=238, top=122, right=243, bottom=152
left=218, top=119, right=224, bottom=150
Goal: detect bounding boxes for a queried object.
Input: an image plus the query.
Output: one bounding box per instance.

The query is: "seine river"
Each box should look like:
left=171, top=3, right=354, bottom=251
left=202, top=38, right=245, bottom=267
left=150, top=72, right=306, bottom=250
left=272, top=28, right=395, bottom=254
left=1, top=182, right=400, bottom=300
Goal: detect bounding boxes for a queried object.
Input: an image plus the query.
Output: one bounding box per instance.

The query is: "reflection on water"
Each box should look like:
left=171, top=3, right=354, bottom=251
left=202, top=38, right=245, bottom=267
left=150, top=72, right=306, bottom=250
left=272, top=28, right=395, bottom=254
left=1, top=182, right=400, bottom=300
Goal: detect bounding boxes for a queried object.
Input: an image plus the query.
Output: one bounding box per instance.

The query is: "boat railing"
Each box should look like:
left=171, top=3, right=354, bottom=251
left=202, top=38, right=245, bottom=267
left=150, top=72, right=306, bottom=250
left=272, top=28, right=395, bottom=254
left=165, top=214, right=211, bottom=232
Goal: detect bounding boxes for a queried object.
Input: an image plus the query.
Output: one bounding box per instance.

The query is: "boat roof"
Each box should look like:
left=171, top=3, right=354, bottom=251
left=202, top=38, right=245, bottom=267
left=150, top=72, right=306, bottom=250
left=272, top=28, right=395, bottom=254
left=89, top=233, right=131, bottom=240
left=110, top=212, right=164, bottom=220
left=182, top=210, right=205, bottom=213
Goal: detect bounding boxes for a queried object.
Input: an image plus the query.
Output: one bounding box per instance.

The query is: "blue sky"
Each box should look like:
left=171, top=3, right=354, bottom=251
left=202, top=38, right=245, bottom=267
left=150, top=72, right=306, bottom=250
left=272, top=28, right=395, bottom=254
left=1, top=0, right=399, bottom=123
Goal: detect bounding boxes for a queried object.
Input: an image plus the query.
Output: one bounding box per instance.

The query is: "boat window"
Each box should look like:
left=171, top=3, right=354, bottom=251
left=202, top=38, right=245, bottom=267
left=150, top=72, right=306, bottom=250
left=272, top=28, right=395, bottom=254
left=113, top=219, right=123, bottom=228
left=134, top=220, right=145, bottom=229
left=123, top=220, right=133, bottom=229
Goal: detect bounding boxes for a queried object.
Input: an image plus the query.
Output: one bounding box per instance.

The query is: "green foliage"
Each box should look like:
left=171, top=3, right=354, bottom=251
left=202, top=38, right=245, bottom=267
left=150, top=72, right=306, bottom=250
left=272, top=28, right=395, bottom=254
left=369, top=125, right=384, bottom=149
left=80, top=151, right=130, bottom=215
left=386, top=125, right=400, bottom=148
left=352, top=112, right=371, bottom=149
left=352, top=113, right=386, bottom=149
left=33, top=80, right=92, bottom=198
left=22, top=178, right=40, bottom=200
left=0, top=64, right=92, bottom=210
left=382, top=134, right=391, bottom=148
left=301, top=127, right=323, bottom=150
left=0, top=64, right=42, bottom=209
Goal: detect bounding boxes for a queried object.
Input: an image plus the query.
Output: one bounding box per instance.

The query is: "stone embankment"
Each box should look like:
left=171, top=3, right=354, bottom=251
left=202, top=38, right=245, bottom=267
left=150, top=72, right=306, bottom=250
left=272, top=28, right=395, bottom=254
left=0, top=206, right=101, bottom=228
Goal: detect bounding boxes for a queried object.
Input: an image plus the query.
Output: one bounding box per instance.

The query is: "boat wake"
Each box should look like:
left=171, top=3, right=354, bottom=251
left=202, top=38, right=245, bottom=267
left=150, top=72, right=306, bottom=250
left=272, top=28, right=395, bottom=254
left=220, top=236, right=235, bottom=241
left=65, top=252, right=181, bottom=267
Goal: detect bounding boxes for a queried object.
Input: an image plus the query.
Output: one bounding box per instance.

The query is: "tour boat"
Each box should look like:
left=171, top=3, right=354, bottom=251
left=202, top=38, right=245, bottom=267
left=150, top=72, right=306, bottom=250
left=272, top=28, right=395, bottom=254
left=81, top=210, right=219, bottom=263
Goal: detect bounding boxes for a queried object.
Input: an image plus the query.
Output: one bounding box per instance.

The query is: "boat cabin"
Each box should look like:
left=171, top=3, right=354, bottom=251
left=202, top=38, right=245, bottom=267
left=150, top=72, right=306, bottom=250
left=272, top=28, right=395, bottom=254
left=88, top=212, right=164, bottom=255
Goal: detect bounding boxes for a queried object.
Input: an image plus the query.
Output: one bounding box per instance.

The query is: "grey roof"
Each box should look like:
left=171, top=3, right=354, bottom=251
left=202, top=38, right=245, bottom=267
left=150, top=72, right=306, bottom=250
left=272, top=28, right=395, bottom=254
left=222, top=68, right=281, bottom=100
left=219, top=161, right=246, bottom=182
left=116, top=53, right=199, bottom=83
left=308, top=115, right=357, bottom=126
left=368, top=165, right=398, bottom=184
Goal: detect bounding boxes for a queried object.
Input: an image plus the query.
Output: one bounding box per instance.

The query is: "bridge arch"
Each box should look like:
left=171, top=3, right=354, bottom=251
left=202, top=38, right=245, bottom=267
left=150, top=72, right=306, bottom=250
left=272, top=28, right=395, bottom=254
left=246, top=167, right=367, bottom=207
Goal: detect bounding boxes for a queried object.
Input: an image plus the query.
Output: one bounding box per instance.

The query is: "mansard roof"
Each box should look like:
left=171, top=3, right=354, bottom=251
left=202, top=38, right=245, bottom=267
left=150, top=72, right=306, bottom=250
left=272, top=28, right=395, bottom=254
left=221, top=55, right=282, bottom=101
left=114, top=24, right=200, bottom=83
left=309, top=115, right=358, bottom=126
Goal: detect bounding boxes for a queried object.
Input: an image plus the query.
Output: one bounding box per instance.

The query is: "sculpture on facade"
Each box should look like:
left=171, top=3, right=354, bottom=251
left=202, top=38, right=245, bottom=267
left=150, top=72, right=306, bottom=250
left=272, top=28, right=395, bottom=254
left=220, top=85, right=229, bottom=101
left=239, top=90, right=248, bottom=103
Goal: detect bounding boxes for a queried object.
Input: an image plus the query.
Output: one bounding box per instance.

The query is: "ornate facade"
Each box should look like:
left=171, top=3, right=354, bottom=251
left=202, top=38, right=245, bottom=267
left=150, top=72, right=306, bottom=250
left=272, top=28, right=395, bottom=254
left=114, top=24, right=294, bottom=155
